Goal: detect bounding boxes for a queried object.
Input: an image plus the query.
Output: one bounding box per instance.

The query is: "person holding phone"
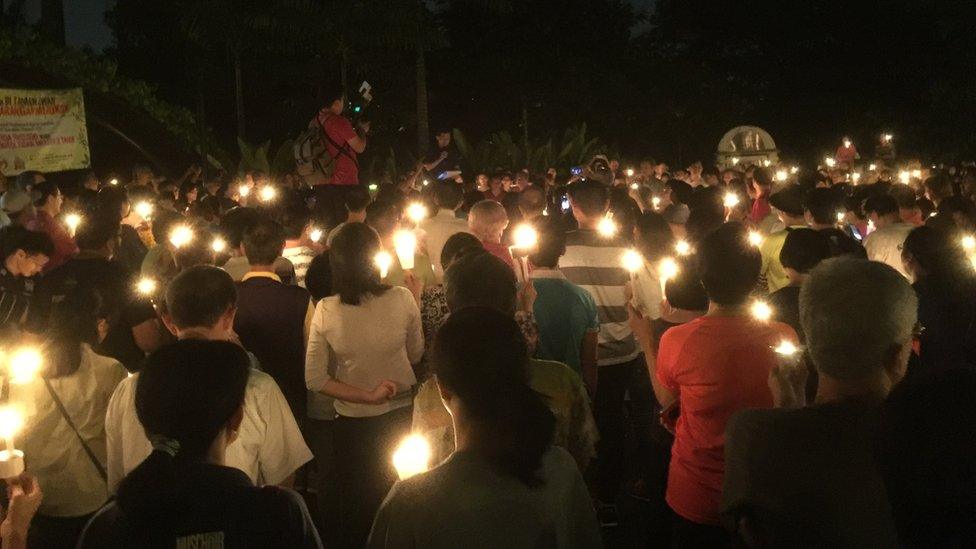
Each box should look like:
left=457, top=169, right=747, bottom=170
left=312, top=84, right=370, bottom=227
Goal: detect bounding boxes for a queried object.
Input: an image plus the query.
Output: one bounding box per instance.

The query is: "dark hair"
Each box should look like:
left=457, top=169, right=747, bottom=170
left=752, top=167, right=772, bottom=189
left=243, top=218, right=285, bottom=265
left=304, top=252, right=333, bottom=301
left=666, top=254, right=709, bottom=311
left=697, top=223, right=761, bottom=306
left=923, top=175, right=952, bottom=199
left=117, top=340, right=249, bottom=518
left=75, top=211, right=120, bottom=252
left=329, top=223, right=389, bottom=305
left=320, top=83, right=346, bottom=106
left=889, top=185, right=918, bottom=210
left=220, top=207, right=262, bottom=249
left=902, top=226, right=975, bottom=295
left=0, top=225, right=54, bottom=259
left=15, top=171, right=43, bottom=192
left=863, top=194, right=899, bottom=217
left=803, top=188, right=842, bottom=225
left=667, top=180, right=694, bottom=205
left=431, top=307, right=555, bottom=486
left=278, top=204, right=310, bottom=240
left=365, top=200, right=400, bottom=238
left=44, top=287, right=110, bottom=378
left=780, top=228, right=832, bottom=274
left=344, top=187, right=372, bottom=213
left=434, top=183, right=462, bottom=211
left=30, top=180, right=60, bottom=208
left=150, top=209, right=182, bottom=245
left=634, top=211, right=674, bottom=262
left=685, top=204, right=726, bottom=244
left=95, top=186, right=130, bottom=220
left=445, top=251, right=518, bottom=315
left=567, top=179, right=608, bottom=217
left=529, top=226, right=565, bottom=269
left=877, top=368, right=976, bottom=547
left=518, top=186, right=546, bottom=212
left=165, top=266, right=237, bottom=329
left=439, top=231, right=482, bottom=270
left=937, top=195, right=976, bottom=226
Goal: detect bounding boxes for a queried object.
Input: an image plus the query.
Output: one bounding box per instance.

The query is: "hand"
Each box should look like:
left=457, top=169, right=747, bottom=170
left=518, top=280, right=537, bottom=313
left=357, top=120, right=371, bottom=134
left=1, top=474, right=42, bottom=541
left=768, top=353, right=808, bottom=408
left=366, top=380, right=397, bottom=404
left=403, top=271, right=424, bottom=303
left=627, top=303, right=653, bottom=350
left=439, top=151, right=448, bottom=161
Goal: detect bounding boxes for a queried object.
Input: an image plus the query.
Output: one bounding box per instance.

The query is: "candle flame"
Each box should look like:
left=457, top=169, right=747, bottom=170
left=374, top=251, right=393, bottom=279
left=622, top=249, right=643, bottom=273
left=512, top=225, right=539, bottom=250
left=392, top=433, right=432, bottom=480
left=748, top=231, right=764, bottom=247
left=405, top=202, right=429, bottom=224
left=658, top=257, right=679, bottom=281
left=597, top=216, right=618, bottom=238
left=724, top=192, right=740, bottom=208
left=211, top=238, right=227, bottom=253
left=751, top=300, right=773, bottom=322
left=134, top=201, right=154, bottom=219
left=169, top=225, right=194, bottom=248
left=773, top=340, right=799, bottom=356
left=136, top=277, right=158, bottom=296
left=8, top=348, right=42, bottom=385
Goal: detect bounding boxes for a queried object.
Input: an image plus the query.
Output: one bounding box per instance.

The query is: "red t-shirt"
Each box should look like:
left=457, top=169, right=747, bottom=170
left=481, top=240, right=516, bottom=272
left=316, top=110, right=359, bottom=185
left=656, top=315, right=797, bottom=525
left=27, top=211, right=78, bottom=273
left=749, top=196, right=771, bottom=224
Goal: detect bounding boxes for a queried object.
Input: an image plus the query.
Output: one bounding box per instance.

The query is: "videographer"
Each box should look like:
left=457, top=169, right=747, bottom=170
left=313, top=84, right=370, bottom=226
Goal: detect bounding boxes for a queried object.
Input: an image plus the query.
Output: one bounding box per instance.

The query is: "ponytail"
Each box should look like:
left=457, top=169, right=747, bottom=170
left=432, top=307, right=556, bottom=486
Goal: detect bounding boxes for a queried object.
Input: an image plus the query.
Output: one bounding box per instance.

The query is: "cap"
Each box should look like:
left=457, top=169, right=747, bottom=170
left=1, top=189, right=31, bottom=215
left=769, top=185, right=805, bottom=216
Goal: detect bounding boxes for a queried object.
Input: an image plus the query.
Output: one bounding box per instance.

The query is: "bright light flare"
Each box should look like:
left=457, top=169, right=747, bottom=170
left=134, top=201, right=154, bottom=219
left=64, top=213, right=82, bottom=236
left=651, top=196, right=662, bottom=210
left=751, top=300, right=773, bottom=322
left=169, top=225, right=194, bottom=248
left=393, top=231, right=417, bottom=270
left=773, top=340, right=799, bottom=356
left=109, top=178, right=119, bottom=186
left=597, top=216, right=618, bottom=238
left=511, top=225, right=539, bottom=251
left=630, top=183, right=639, bottom=190
left=824, top=157, right=836, bottom=168
left=731, top=157, right=740, bottom=166
left=898, top=170, right=911, bottom=184
left=8, top=348, right=42, bottom=385
left=775, top=170, right=788, bottom=182
left=374, top=251, right=393, bottom=279
left=747, top=231, right=764, bottom=247
left=259, top=186, right=277, bottom=202
left=883, top=133, right=893, bottom=143
left=762, top=159, right=772, bottom=167
left=851, top=172, right=861, bottom=183
left=136, top=277, right=158, bottom=296
left=238, top=184, right=251, bottom=198
left=392, top=434, right=432, bottom=480
left=211, top=237, right=227, bottom=253
left=621, top=249, right=643, bottom=273
left=962, top=235, right=976, bottom=252
left=868, top=163, right=877, bottom=171
left=625, top=168, right=635, bottom=177
left=843, top=138, right=852, bottom=148
left=675, top=240, right=692, bottom=256
left=0, top=407, right=23, bottom=442
left=836, top=211, right=846, bottom=223
left=368, top=183, right=379, bottom=192
left=911, top=169, right=922, bottom=179
left=790, top=166, right=799, bottom=175
left=405, top=202, right=429, bottom=225
left=723, top=192, right=740, bottom=208
left=658, top=257, right=679, bottom=281
left=310, top=228, right=324, bottom=243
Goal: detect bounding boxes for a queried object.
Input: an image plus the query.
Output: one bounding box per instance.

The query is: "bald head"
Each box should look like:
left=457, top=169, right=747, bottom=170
left=468, top=200, right=509, bottom=243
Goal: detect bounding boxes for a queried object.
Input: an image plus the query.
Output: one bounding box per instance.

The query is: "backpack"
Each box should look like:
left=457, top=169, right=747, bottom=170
left=294, top=112, right=360, bottom=187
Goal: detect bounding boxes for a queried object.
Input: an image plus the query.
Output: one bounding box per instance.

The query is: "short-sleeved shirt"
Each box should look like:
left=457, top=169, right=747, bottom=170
left=105, top=366, right=312, bottom=491
left=864, top=222, right=914, bottom=279
left=531, top=269, right=600, bottom=375
left=282, top=245, right=317, bottom=288
left=656, top=314, right=797, bottom=525
left=759, top=226, right=807, bottom=293
left=316, top=110, right=359, bottom=185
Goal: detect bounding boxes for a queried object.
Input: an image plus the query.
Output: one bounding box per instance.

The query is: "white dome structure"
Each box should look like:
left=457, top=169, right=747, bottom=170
left=716, top=126, right=780, bottom=168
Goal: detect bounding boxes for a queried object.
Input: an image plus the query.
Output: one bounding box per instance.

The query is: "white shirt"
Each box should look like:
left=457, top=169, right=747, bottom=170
left=222, top=256, right=295, bottom=283
left=864, top=222, right=914, bottom=278
left=630, top=260, right=663, bottom=320
left=105, top=367, right=312, bottom=491
left=13, top=345, right=127, bottom=517
left=306, top=287, right=424, bottom=418
left=423, top=209, right=469, bottom=281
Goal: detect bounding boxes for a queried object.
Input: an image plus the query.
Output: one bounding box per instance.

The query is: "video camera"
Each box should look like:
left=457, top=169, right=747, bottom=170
left=348, top=81, right=373, bottom=124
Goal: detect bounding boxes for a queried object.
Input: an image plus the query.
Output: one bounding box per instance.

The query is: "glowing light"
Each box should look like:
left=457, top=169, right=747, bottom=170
left=911, top=169, right=922, bottom=179
left=238, top=184, right=251, bottom=198
left=836, top=212, right=846, bottom=223
left=392, top=434, right=432, bottom=480
left=883, top=133, right=893, bottom=143
left=393, top=230, right=417, bottom=271
left=211, top=237, right=227, bottom=253
left=64, top=213, right=82, bottom=236
left=0, top=408, right=23, bottom=441
left=630, top=183, right=639, bottom=190
left=374, top=251, right=393, bottom=279
left=867, top=219, right=876, bottom=234
left=8, top=348, right=41, bottom=385
left=511, top=225, right=539, bottom=251
left=962, top=235, right=976, bottom=252
left=775, top=170, right=788, bottom=182
left=790, top=166, right=799, bottom=175
left=843, top=138, right=852, bottom=148
left=597, top=216, right=618, bottom=238
left=731, top=157, right=741, bottom=166
left=368, top=183, right=379, bottom=192
left=622, top=249, right=644, bottom=273
left=898, top=170, right=911, bottom=184
left=723, top=192, right=740, bottom=208
left=169, top=225, right=194, bottom=248
left=824, top=157, right=836, bottom=168
left=310, top=228, right=324, bottom=243
left=751, top=300, right=773, bottom=322
left=405, top=202, right=429, bottom=225
left=422, top=179, right=430, bottom=187
left=651, top=196, right=662, bottom=210
left=675, top=240, right=692, bottom=256
left=259, top=186, right=277, bottom=202
left=762, top=159, right=772, bottom=168
left=773, top=340, right=799, bottom=356
left=851, top=172, right=861, bottom=183
left=134, top=201, right=154, bottom=219
left=136, top=277, right=158, bottom=296
left=109, top=178, right=119, bottom=186
left=868, top=163, right=877, bottom=171
left=626, top=168, right=635, bottom=177
left=658, top=257, right=679, bottom=281
left=748, top=231, right=764, bottom=247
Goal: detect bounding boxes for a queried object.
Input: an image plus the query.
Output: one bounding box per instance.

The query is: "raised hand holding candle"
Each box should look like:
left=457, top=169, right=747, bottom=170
left=0, top=407, right=24, bottom=478
left=374, top=251, right=394, bottom=279
left=393, top=230, right=417, bottom=271
left=510, top=225, right=539, bottom=282
left=64, top=213, right=82, bottom=237
left=169, top=225, right=194, bottom=248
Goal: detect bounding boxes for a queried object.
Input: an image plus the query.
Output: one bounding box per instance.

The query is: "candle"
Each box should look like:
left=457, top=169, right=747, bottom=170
left=238, top=184, right=251, bottom=198
left=747, top=231, right=764, bottom=247
left=368, top=183, right=379, bottom=192
left=723, top=192, right=740, bottom=208
left=651, top=196, right=661, bottom=210
left=310, top=228, right=324, bottom=244
left=824, top=157, right=836, bottom=168
left=597, top=216, right=618, bottom=238
left=962, top=235, right=976, bottom=252
left=393, top=230, right=417, bottom=271
left=790, top=166, right=799, bottom=175
left=911, top=169, right=922, bottom=179
left=405, top=202, right=429, bottom=225
left=374, top=251, right=393, bottom=279
left=630, top=183, right=639, bottom=191
left=0, top=406, right=24, bottom=478
left=136, top=277, right=158, bottom=297
left=658, top=257, right=678, bottom=294
left=259, top=186, right=277, bottom=203
left=134, top=201, right=154, bottom=220
left=775, top=170, right=788, bottom=182
left=392, top=433, right=431, bottom=480
left=510, top=225, right=538, bottom=282
left=731, top=157, right=740, bottom=166
left=8, top=348, right=42, bottom=385
left=843, top=138, right=852, bottom=149
left=836, top=211, right=846, bottom=223
left=751, top=300, right=773, bottom=322
left=674, top=240, right=692, bottom=256
left=211, top=237, right=227, bottom=253
left=169, top=225, right=194, bottom=248
left=64, top=213, right=82, bottom=237
left=773, top=340, right=799, bottom=356
left=625, top=168, right=635, bottom=178
left=762, top=159, right=772, bottom=168
left=868, top=163, right=877, bottom=171
left=109, top=178, right=119, bottom=186
left=851, top=172, right=861, bottom=183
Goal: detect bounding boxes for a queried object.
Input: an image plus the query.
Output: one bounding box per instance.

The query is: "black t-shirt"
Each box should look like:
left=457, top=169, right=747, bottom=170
left=424, top=144, right=464, bottom=177
left=79, top=463, right=322, bottom=548
left=769, top=285, right=802, bottom=342
left=914, top=277, right=976, bottom=371
left=0, top=268, right=31, bottom=335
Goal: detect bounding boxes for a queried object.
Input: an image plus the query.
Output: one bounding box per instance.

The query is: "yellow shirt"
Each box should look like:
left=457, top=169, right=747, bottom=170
left=759, top=226, right=807, bottom=294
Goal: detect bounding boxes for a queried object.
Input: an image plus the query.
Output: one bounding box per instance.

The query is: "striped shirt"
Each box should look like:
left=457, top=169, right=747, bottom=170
left=560, top=229, right=639, bottom=366
left=282, top=246, right=316, bottom=288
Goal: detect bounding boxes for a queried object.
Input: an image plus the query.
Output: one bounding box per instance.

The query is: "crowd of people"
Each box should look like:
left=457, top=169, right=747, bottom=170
left=0, top=93, right=973, bottom=548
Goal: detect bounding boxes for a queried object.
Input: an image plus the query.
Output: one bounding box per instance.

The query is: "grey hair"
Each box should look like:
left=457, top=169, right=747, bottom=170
left=800, top=257, right=917, bottom=380
left=467, top=200, right=508, bottom=240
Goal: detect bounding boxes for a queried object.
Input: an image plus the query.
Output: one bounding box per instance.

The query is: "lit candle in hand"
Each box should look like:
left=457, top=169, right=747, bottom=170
left=392, top=433, right=431, bottom=480
left=393, top=230, right=417, bottom=271
left=0, top=407, right=24, bottom=478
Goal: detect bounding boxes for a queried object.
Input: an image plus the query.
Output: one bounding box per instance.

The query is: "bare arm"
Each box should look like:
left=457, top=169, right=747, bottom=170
left=319, top=378, right=397, bottom=405
left=628, top=304, right=676, bottom=408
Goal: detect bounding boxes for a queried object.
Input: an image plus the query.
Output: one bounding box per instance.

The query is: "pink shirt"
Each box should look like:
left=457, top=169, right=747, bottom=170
left=481, top=240, right=516, bottom=272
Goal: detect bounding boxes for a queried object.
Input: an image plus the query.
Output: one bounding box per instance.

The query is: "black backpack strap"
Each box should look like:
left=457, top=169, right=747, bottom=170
left=317, top=114, right=360, bottom=169
left=43, top=377, right=108, bottom=481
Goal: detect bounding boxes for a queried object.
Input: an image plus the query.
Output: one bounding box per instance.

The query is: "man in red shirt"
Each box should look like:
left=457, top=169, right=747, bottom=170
left=313, top=84, right=369, bottom=226
left=630, top=223, right=796, bottom=545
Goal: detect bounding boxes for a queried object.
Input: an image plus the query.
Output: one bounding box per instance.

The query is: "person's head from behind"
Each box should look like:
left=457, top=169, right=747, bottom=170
left=30, top=180, right=63, bottom=216
left=936, top=195, right=976, bottom=231
left=431, top=307, right=555, bottom=486
left=44, top=287, right=112, bottom=378
left=863, top=194, right=900, bottom=227
left=163, top=266, right=237, bottom=339
left=923, top=175, right=951, bottom=205
left=780, top=228, right=832, bottom=285
left=243, top=218, right=285, bottom=267
left=439, top=231, right=482, bottom=272
left=329, top=222, right=388, bottom=306
left=697, top=223, right=760, bottom=307
left=467, top=200, right=508, bottom=244
left=800, top=258, right=916, bottom=393
left=278, top=204, right=311, bottom=242
left=518, top=186, right=546, bottom=218
left=15, top=171, right=44, bottom=192
left=889, top=184, right=921, bottom=223
left=0, top=225, right=53, bottom=277
left=365, top=200, right=400, bottom=240
left=304, top=251, right=333, bottom=302
left=321, top=82, right=346, bottom=115
left=567, top=179, right=608, bottom=226
left=117, top=340, right=250, bottom=510
left=803, top=188, right=842, bottom=227
left=445, top=251, right=517, bottom=316
left=220, top=207, right=261, bottom=254
left=878, top=368, right=976, bottom=547
left=75, top=211, right=121, bottom=257
left=344, top=186, right=371, bottom=223
left=529, top=226, right=565, bottom=269
left=434, top=183, right=462, bottom=213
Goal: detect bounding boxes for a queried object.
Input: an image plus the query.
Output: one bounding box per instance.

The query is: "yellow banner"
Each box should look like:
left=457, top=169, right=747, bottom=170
left=0, top=88, right=91, bottom=175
